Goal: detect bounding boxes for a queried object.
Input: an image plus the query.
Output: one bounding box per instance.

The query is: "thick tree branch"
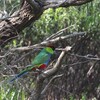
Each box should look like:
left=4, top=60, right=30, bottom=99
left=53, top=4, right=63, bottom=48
left=26, top=0, right=94, bottom=9
left=25, top=0, right=94, bottom=10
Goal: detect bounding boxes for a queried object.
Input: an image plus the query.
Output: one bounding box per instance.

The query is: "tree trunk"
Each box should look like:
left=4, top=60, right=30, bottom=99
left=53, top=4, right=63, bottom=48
left=0, top=1, right=43, bottom=47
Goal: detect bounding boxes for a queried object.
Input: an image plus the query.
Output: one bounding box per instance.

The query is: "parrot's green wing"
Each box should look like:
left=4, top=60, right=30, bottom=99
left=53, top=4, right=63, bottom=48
left=31, top=49, right=50, bottom=68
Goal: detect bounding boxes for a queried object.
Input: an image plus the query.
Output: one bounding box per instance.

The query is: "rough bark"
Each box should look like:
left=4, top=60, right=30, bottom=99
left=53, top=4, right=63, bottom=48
left=0, top=1, right=43, bottom=46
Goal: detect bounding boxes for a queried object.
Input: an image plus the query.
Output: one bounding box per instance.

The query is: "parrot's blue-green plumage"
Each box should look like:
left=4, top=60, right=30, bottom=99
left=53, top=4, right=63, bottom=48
left=9, top=46, right=54, bottom=83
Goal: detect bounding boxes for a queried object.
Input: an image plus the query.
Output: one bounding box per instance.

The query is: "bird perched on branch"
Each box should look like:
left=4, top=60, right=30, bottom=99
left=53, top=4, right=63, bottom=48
left=9, top=45, right=55, bottom=83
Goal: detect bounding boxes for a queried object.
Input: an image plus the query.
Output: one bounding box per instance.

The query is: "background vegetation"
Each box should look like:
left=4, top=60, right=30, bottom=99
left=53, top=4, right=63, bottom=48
left=0, top=0, right=100, bottom=100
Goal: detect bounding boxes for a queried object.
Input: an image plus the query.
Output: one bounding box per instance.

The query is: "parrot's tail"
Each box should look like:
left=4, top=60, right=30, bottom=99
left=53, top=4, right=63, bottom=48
left=9, top=70, right=28, bottom=83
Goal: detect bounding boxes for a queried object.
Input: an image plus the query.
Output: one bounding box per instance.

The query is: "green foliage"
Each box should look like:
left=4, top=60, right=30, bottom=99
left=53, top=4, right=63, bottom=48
left=0, top=0, right=20, bottom=15
left=0, top=84, right=26, bottom=100
left=70, top=95, right=75, bottom=100
left=81, top=93, right=87, bottom=100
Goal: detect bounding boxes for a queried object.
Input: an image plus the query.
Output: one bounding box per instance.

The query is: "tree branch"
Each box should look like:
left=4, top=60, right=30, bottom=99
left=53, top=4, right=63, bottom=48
left=43, top=0, right=94, bottom=9
left=25, top=0, right=93, bottom=10
left=41, top=74, right=64, bottom=95
left=10, top=32, right=85, bottom=51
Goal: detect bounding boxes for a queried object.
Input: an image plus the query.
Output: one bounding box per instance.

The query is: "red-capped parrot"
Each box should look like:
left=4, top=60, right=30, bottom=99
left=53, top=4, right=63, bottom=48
left=9, top=46, right=55, bottom=83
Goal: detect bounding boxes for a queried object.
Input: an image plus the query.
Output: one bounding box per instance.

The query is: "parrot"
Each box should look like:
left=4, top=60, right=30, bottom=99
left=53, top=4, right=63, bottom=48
left=9, top=45, right=55, bottom=83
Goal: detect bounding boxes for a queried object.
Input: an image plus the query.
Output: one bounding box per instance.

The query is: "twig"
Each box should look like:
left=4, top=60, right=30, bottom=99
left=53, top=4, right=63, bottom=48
left=0, top=51, right=12, bottom=58
left=41, top=74, right=63, bottom=95
left=70, top=53, right=100, bottom=61
left=46, top=23, right=77, bottom=40
left=87, top=61, right=98, bottom=77
left=64, top=60, right=90, bottom=67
